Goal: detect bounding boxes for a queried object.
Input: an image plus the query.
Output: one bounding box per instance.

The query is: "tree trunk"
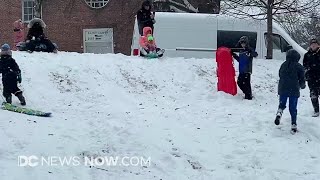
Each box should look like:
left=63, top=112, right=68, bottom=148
left=266, top=0, right=273, bottom=59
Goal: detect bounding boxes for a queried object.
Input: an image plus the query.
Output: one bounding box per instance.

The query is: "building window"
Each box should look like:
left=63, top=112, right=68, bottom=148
left=217, top=30, right=257, bottom=51
left=84, top=0, right=110, bottom=9
left=22, top=0, right=35, bottom=22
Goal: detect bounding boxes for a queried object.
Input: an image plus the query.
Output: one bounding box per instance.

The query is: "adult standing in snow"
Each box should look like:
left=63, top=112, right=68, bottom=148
left=275, top=49, right=306, bottom=133
left=303, top=38, right=320, bottom=117
left=231, top=36, right=258, bottom=100
left=137, top=0, right=156, bottom=36
left=0, top=44, right=26, bottom=105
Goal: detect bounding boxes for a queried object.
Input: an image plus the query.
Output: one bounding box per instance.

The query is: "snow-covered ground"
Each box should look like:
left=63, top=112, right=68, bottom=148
left=0, top=52, right=320, bottom=180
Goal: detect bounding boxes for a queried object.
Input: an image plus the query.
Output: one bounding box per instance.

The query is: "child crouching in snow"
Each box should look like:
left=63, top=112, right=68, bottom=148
left=0, top=44, right=26, bottom=105
left=275, top=49, right=305, bottom=133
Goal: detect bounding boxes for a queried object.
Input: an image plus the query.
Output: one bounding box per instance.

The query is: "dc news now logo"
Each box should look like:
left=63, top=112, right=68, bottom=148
left=18, top=155, right=151, bottom=167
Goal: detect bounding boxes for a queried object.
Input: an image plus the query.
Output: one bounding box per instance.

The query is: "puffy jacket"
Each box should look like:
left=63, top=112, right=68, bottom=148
left=0, top=55, right=21, bottom=80
left=278, top=49, right=306, bottom=97
left=139, top=27, right=157, bottom=51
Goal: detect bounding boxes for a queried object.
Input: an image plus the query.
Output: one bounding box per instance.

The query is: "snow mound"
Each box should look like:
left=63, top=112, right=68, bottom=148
left=0, top=52, right=319, bottom=180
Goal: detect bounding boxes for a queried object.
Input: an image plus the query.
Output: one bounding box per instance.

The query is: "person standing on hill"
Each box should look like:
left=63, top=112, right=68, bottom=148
left=0, top=44, right=26, bottom=105
left=137, top=0, right=156, bottom=36
left=275, top=49, right=306, bottom=134
left=231, top=36, right=258, bottom=100
left=303, top=38, right=320, bottom=117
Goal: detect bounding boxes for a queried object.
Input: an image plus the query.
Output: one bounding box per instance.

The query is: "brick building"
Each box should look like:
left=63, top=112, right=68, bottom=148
left=1, top=0, right=144, bottom=55
left=0, top=0, right=219, bottom=55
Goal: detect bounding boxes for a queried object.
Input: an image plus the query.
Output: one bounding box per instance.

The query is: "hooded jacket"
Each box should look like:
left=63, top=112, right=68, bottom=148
left=139, top=27, right=157, bottom=50
left=0, top=55, right=21, bottom=81
left=232, top=36, right=258, bottom=74
left=137, top=1, right=155, bottom=33
left=278, top=49, right=306, bottom=97
left=26, top=18, right=47, bottom=41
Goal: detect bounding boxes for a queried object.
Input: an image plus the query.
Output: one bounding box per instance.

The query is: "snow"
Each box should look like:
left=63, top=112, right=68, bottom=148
left=1, top=51, right=320, bottom=180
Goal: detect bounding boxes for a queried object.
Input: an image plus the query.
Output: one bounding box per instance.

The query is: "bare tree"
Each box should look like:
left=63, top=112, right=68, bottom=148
left=152, top=0, right=220, bottom=13
left=34, top=0, right=43, bottom=18
left=221, top=0, right=320, bottom=59
left=276, top=12, right=308, bottom=48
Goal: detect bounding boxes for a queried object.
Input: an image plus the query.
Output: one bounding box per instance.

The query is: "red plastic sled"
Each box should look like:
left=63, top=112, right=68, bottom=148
left=216, top=47, right=237, bottom=96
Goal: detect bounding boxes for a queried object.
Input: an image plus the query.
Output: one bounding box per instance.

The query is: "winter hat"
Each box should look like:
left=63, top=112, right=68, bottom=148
left=142, top=0, right=151, bottom=8
left=147, top=35, right=154, bottom=41
left=310, top=38, right=319, bottom=45
left=239, top=36, right=249, bottom=44
left=28, top=18, right=46, bottom=29
left=1, top=44, right=12, bottom=56
left=286, top=49, right=301, bottom=62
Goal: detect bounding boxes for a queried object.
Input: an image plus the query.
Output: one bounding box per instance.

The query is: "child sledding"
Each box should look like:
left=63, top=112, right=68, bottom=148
left=139, top=27, right=165, bottom=58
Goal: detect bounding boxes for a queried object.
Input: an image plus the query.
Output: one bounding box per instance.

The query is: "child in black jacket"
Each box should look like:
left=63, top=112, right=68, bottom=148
left=275, top=49, right=305, bottom=133
left=0, top=44, right=26, bottom=105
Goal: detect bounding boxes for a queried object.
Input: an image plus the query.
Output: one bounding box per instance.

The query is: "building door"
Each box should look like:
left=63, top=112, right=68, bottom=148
left=83, top=28, right=114, bottom=54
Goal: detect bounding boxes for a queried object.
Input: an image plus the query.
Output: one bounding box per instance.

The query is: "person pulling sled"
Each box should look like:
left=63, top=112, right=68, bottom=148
left=0, top=44, right=26, bottom=105
left=139, top=27, right=164, bottom=58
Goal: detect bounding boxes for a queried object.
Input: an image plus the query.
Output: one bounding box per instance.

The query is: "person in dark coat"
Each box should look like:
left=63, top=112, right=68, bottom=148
left=275, top=49, right=305, bottom=132
left=25, top=18, right=56, bottom=53
left=232, top=36, right=258, bottom=100
left=303, top=38, right=320, bottom=117
left=0, top=44, right=26, bottom=105
left=137, top=0, right=155, bottom=36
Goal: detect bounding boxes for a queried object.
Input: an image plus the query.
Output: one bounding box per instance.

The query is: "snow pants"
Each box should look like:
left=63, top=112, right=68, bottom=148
left=278, top=95, right=299, bottom=125
left=237, top=73, right=252, bottom=98
left=308, top=81, right=320, bottom=113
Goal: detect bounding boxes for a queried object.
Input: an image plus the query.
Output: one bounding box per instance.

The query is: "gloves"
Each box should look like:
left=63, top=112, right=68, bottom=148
left=17, top=73, right=22, bottom=83
left=305, top=70, right=310, bottom=81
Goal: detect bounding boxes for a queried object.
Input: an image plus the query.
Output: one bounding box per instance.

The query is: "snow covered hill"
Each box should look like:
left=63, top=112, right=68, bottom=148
left=0, top=52, right=319, bottom=180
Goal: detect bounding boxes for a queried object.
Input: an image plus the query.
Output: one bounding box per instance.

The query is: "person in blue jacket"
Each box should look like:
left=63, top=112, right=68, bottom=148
left=232, top=36, right=258, bottom=100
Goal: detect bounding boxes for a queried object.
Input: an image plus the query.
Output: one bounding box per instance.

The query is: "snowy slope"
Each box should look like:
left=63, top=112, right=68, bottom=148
left=0, top=52, right=320, bottom=180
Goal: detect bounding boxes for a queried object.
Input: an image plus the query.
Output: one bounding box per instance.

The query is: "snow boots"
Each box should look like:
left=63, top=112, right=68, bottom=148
left=274, top=108, right=283, bottom=125
left=244, top=94, right=253, bottom=100
left=6, top=92, right=26, bottom=106
left=275, top=108, right=298, bottom=134
left=5, top=95, right=12, bottom=104
left=312, top=112, right=320, bottom=117
left=311, top=97, right=319, bottom=117
left=291, top=124, right=297, bottom=134
left=16, top=92, right=26, bottom=106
